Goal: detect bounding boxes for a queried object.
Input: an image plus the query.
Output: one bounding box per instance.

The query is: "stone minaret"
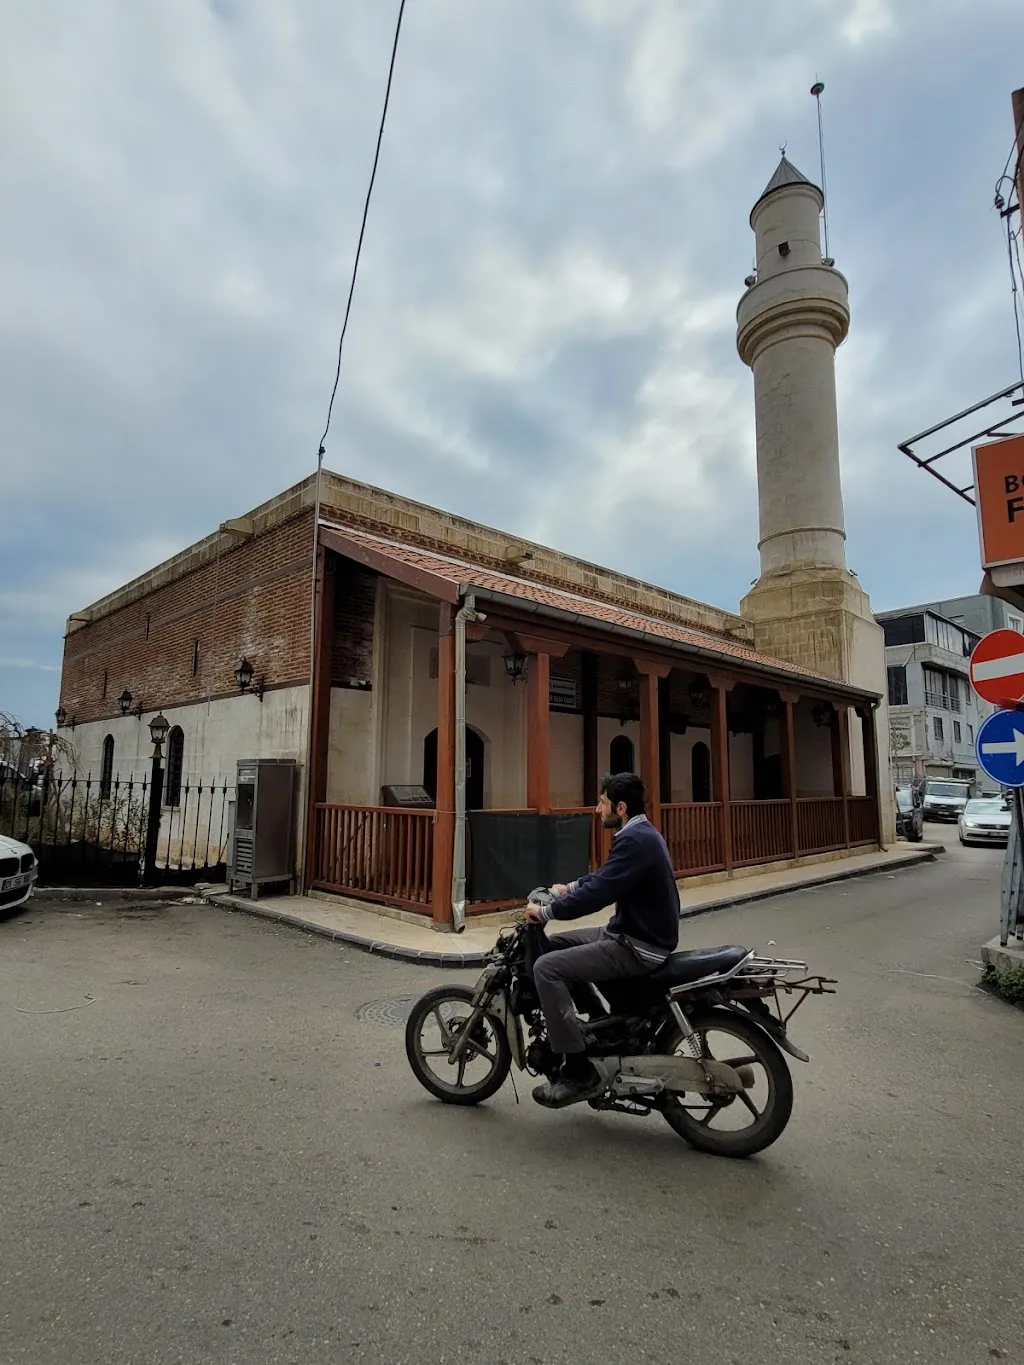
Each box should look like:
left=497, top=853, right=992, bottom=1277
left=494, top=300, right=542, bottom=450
left=737, top=155, right=894, bottom=840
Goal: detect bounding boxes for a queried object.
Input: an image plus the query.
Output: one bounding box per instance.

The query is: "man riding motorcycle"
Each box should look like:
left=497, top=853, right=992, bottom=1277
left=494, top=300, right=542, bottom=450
left=525, top=771, right=681, bottom=1108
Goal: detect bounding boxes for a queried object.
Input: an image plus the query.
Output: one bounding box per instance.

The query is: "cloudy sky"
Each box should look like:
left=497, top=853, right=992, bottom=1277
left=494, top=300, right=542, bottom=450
left=2, top=0, right=1023, bottom=727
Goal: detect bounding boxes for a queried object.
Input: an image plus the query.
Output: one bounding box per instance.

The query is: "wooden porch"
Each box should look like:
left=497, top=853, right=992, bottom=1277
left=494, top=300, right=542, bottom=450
left=308, top=791, right=881, bottom=915
left=304, top=548, right=884, bottom=924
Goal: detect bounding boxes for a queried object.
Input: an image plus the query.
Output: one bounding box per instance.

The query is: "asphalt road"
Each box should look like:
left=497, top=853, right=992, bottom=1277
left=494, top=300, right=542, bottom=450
left=2, top=838, right=1023, bottom=1365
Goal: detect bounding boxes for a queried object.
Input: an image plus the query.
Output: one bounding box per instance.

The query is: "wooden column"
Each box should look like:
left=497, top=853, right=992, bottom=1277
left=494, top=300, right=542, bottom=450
left=635, top=659, right=671, bottom=828
left=709, top=675, right=735, bottom=871
left=582, top=651, right=599, bottom=804
left=832, top=704, right=851, bottom=847
left=508, top=631, right=569, bottom=814
left=526, top=651, right=551, bottom=813
left=858, top=702, right=883, bottom=848
left=304, top=545, right=335, bottom=891
left=431, top=604, right=456, bottom=926
left=779, top=690, right=799, bottom=858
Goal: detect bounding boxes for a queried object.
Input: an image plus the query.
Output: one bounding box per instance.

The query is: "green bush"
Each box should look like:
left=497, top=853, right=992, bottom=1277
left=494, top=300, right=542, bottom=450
left=982, top=961, right=1024, bottom=1007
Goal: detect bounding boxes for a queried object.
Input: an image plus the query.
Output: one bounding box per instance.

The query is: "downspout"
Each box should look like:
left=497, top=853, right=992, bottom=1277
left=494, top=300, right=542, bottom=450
left=451, top=592, right=485, bottom=932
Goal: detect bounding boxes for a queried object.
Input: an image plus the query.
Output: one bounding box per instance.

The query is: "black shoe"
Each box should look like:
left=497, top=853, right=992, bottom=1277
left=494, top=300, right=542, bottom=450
left=532, top=1063, right=605, bottom=1109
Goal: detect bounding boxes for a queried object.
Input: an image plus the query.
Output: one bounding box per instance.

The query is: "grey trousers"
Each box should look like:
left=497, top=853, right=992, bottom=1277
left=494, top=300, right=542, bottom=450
left=533, top=926, right=653, bottom=1055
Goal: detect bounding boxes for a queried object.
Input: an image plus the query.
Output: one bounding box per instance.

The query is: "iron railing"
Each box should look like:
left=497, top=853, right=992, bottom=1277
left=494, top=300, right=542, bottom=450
left=0, top=768, right=233, bottom=888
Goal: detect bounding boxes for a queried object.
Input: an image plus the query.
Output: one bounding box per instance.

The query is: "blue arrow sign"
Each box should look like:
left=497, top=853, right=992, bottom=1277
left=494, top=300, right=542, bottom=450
left=975, top=709, right=1024, bottom=788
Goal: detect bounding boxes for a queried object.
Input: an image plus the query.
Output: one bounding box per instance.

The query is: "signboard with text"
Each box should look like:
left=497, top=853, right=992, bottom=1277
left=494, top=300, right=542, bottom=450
left=973, top=433, right=1024, bottom=575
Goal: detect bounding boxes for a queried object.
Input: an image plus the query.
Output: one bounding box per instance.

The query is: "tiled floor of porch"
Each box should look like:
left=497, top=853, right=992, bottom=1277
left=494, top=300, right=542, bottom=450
left=200, top=841, right=942, bottom=967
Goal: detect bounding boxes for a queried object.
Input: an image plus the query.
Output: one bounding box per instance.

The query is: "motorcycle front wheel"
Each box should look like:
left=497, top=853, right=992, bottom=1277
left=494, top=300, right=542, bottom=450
left=658, top=1007, right=794, bottom=1159
left=405, top=984, right=512, bottom=1105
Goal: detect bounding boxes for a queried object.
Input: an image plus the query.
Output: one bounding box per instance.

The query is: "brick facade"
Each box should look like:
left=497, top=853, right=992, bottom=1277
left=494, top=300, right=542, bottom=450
left=330, top=559, right=377, bottom=689
left=59, top=511, right=315, bottom=726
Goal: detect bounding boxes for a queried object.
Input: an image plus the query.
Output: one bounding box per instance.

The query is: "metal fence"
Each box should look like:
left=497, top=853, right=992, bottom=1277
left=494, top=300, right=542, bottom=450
left=0, top=768, right=234, bottom=888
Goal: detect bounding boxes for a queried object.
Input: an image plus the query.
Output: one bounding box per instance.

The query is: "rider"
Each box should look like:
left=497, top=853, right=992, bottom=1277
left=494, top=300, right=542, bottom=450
left=525, top=771, right=680, bottom=1108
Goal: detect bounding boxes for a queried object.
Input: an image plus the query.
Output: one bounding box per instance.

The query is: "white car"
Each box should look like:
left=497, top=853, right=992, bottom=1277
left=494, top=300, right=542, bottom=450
left=958, top=796, right=1012, bottom=847
left=0, top=833, right=38, bottom=911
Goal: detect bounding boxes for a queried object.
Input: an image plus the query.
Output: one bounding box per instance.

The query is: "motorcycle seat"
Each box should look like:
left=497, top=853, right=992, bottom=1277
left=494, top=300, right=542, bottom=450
left=647, top=945, right=750, bottom=988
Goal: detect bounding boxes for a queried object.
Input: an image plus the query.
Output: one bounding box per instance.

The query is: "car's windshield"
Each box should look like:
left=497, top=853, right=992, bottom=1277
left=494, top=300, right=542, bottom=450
left=965, top=798, right=1010, bottom=815
left=896, top=791, right=914, bottom=811
left=927, top=783, right=968, bottom=798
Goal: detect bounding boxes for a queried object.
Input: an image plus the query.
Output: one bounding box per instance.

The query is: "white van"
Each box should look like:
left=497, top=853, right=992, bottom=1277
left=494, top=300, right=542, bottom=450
left=921, top=778, right=973, bottom=823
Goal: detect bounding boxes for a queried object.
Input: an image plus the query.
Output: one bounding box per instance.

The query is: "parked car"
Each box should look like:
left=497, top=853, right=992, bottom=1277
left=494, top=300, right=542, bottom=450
left=958, top=796, right=1012, bottom=847
left=921, top=778, right=974, bottom=823
left=894, top=788, right=924, bottom=842
left=0, top=833, right=38, bottom=911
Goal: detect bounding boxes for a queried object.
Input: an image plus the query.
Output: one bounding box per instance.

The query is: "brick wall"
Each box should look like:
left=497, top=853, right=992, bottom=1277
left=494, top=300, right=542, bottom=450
left=330, top=558, right=377, bottom=688
left=60, top=512, right=315, bottom=726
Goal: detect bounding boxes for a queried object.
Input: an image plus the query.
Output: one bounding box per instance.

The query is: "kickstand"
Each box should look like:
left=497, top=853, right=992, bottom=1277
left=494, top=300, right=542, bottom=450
left=509, top=1069, right=520, bottom=1105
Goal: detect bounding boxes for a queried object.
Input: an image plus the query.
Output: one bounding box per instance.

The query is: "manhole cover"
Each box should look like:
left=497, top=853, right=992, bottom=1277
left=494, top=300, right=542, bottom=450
left=355, top=995, right=419, bottom=1028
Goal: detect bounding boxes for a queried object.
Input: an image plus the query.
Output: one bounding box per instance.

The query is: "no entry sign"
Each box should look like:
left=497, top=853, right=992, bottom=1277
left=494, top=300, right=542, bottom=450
left=969, top=628, right=1024, bottom=706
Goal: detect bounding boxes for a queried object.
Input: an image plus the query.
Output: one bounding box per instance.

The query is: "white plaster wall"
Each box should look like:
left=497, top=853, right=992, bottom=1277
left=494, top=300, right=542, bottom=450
left=848, top=708, right=867, bottom=797
left=729, top=733, right=755, bottom=800
left=793, top=702, right=835, bottom=796
left=326, top=689, right=375, bottom=804
left=379, top=590, right=530, bottom=808
left=68, top=687, right=309, bottom=782
left=550, top=712, right=584, bottom=807
left=66, top=685, right=310, bottom=873
left=667, top=728, right=710, bottom=802
left=597, top=718, right=640, bottom=778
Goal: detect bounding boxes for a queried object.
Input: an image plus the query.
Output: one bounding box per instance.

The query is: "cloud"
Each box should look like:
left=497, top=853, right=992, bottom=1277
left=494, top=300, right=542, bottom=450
left=2, top=0, right=1023, bottom=726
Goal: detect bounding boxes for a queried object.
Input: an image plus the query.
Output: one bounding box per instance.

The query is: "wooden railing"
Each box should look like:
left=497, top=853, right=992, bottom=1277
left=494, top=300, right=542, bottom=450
left=312, top=804, right=434, bottom=911
left=731, top=799, right=793, bottom=865
left=797, top=797, right=846, bottom=854
left=847, top=795, right=877, bottom=845
left=662, top=803, right=725, bottom=875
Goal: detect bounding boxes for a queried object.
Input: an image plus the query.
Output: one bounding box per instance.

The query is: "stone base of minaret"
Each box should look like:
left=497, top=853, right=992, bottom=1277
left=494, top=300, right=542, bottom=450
left=741, top=567, right=897, bottom=845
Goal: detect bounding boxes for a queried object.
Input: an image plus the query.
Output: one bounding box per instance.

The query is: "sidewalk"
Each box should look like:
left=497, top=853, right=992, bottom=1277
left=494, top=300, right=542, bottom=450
left=199, top=842, right=942, bottom=967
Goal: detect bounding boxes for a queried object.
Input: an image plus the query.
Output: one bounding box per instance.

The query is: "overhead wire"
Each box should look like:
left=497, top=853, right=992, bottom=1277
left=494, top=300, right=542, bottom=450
left=302, top=0, right=409, bottom=890
left=317, top=0, right=408, bottom=460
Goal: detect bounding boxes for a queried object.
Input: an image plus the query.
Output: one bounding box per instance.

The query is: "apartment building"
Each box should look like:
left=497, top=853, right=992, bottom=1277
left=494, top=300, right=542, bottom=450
left=878, top=606, right=994, bottom=785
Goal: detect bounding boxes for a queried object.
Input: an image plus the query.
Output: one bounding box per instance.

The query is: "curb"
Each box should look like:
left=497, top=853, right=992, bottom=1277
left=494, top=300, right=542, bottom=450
left=207, top=894, right=490, bottom=967
left=678, top=845, right=943, bottom=920
left=31, top=886, right=206, bottom=904
left=206, top=846, right=942, bottom=968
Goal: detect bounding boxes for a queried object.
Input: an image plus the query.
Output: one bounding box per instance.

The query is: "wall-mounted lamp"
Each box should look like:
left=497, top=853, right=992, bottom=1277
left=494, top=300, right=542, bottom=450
left=54, top=705, right=75, bottom=730
left=687, top=677, right=711, bottom=711
left=235, top=657, right=265, bottom=702
left=502, top=653, right=528, bottom=685
left=118, top=689, right=134, bottom=716
left=811, top=700, right=835, bottom=729
left=616, top=664, right=639, bottom=724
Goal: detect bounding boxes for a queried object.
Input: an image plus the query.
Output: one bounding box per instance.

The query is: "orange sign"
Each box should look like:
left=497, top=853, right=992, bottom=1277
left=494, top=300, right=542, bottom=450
left=974, top=434, right=1024, bottom=569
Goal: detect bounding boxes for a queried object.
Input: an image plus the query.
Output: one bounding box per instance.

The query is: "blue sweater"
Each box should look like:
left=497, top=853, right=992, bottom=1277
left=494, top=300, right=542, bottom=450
left=541, top=814, right=680, bottom=959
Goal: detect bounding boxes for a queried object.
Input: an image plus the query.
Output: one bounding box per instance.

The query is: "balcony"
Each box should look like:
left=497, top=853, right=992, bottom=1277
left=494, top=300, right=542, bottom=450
left=924, top=689, right=961, bottom=713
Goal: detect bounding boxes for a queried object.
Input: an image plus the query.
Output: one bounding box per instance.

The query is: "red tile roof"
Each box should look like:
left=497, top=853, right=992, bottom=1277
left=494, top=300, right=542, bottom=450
left=321, top=521, right=863, bottom=692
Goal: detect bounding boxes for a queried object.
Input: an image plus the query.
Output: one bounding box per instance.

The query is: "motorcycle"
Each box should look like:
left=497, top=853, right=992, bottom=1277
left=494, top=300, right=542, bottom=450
left=405, top=889, right=836, bottom=1159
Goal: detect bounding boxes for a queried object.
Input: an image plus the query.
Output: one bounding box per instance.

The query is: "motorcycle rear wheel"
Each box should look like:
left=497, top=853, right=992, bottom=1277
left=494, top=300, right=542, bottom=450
left=658, top=1007, right=793, bottom=1159
left=405, top=984, right=512, bottom=1105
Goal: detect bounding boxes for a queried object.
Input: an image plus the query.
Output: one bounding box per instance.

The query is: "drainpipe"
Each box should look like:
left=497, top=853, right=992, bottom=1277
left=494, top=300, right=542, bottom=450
left=451, top=592, right=485, bottom=932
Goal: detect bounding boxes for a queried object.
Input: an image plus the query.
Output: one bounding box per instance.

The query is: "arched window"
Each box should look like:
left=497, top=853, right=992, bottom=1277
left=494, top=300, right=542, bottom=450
left=609, top=735, right=635, bottom=776
left=165, top=727, right=184, bottom=808
left=100, top=735, right=114, bottom=800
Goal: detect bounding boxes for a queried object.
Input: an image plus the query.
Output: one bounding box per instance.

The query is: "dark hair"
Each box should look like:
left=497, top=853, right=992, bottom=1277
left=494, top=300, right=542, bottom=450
left=599, top=771, right=646, bottom=818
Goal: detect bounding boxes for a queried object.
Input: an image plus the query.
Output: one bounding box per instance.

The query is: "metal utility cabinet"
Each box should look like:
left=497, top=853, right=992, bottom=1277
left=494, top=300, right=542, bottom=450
left=228, top=758, right=297, bottom=899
